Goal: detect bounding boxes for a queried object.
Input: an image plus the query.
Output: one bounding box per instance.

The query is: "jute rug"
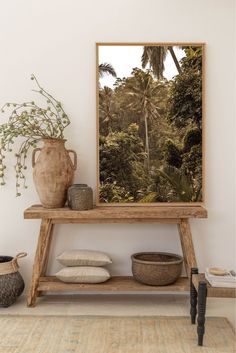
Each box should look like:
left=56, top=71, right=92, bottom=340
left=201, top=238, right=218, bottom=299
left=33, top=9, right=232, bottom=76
left=0, top=315, right=235, bottom=353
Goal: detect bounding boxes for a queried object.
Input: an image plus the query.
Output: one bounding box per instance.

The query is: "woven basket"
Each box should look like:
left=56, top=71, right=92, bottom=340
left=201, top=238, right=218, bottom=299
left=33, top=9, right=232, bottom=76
left=0, top=253, right=27, bottom=275
left=0, top=252, right=27, bottom=307
left=131, top=252, right=183, bottom=286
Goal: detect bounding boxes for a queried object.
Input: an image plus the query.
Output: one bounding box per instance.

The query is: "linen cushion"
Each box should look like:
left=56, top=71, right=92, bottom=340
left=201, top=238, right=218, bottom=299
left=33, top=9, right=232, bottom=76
left=55, top=266, right=111, bottom=283
left=56, top=250, right=112, bottom=267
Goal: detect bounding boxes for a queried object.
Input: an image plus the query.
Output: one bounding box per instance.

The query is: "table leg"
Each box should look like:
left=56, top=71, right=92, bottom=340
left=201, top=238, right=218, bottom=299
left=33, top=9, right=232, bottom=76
left=178, top=219, right=197, bottom=277
left=38, top=222, right=54, bottom=297
left=190, top=267, right=198, bottom=324
left=27, top=219, right=53, bottom=307
left=197, top=281, right=207, bottom=346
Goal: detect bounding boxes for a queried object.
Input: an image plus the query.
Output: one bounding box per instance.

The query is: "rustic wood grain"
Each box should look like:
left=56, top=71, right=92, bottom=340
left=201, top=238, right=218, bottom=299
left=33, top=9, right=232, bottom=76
left=38, top=276, right=189, bottom=292
left=41, top=223, right=54, bottom=276
left=37, top=222, right=54, bottom=297
left=25, top=205, right=207, bottom=306
left=52, top=218, right=181, bottom=224
left=27, top=219, right=53, bottom=307
left=24, top=205, right=207, bottom=221
left=178, top=219, right=197, bottom=277
left=192, top=274, right=236, bottom=298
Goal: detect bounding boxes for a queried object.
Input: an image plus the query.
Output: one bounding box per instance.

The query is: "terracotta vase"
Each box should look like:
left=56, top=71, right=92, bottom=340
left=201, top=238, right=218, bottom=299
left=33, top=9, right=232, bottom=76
left=32, top=138, right=77, bottom=208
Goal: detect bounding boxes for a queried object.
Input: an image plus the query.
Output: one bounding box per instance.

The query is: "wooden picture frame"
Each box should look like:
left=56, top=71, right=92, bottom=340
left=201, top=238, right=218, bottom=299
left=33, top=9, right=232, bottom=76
left=96, top=43, right=205, bottom=206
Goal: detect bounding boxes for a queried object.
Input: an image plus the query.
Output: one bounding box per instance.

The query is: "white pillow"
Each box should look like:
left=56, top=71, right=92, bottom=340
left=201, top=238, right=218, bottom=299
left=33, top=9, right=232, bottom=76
left=55, top=266, right=111, bottom=283
left=56, top=250, right=112, bottom=267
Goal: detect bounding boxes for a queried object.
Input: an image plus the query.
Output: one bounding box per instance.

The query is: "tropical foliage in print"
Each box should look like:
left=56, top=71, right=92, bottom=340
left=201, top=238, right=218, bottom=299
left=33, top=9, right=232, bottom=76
left=98, top=45, right=203, bottom=203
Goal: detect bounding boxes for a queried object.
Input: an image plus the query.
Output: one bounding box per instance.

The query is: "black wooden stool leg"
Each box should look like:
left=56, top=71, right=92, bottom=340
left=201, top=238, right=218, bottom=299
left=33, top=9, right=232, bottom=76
left=197, top=281, right=207, bottom=346
left=190, top=267, right=198, bottom=324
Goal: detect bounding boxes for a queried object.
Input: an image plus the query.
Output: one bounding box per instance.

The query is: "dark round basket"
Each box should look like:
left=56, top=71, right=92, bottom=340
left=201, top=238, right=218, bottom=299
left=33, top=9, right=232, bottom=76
left=131, top=252, right=183, bottom=286
left=0, top=255, right=25, bottom=307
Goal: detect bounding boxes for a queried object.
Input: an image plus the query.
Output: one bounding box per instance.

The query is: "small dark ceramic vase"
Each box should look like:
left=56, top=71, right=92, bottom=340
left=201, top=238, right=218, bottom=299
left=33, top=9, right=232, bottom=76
left=0, top=253, right=27, bottom=307
left=67, top=184, right=93, bottom=210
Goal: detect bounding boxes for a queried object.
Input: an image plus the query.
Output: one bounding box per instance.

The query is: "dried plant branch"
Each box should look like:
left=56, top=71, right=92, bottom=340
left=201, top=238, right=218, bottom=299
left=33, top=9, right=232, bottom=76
left=0, top=75, right=70, bottom=196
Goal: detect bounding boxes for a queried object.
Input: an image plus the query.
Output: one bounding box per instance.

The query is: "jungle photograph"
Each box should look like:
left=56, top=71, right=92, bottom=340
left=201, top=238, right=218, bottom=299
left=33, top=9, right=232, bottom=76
left=97, top=43, right=204, bottom=204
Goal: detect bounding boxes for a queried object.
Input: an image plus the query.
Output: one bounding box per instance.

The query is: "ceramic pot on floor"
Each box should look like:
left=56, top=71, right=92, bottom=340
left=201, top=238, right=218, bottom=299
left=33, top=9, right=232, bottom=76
left=32, top=138, right=77, bottom=208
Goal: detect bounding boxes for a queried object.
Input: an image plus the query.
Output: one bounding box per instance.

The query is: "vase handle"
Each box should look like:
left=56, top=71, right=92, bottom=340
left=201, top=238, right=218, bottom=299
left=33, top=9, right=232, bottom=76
left=12, top=252, right=27, bottom=271
left=67, top=150, right=77, bottom=170
left=32, top=148, right=42, bottom=167
left=15, top=252, right=27, bottom=259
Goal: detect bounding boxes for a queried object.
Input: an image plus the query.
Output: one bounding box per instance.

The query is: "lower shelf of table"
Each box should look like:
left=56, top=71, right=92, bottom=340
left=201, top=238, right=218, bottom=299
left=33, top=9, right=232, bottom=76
left=38, top=276, right=189, bottom=292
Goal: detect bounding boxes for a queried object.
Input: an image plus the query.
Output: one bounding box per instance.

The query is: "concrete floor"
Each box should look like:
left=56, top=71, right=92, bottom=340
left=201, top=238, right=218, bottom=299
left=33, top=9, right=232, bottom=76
left=1, top=294, right=235, bottom=330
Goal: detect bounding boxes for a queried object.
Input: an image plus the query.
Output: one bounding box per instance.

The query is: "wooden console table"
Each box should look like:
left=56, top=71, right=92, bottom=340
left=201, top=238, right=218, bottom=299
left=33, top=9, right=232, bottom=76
left=24, top=205, right=207, bottom=307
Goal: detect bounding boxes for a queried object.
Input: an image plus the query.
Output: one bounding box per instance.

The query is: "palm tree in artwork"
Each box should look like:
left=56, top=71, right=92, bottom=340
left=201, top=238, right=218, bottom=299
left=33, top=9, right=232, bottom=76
left=99, top=63, right=117, bottom=78
left=99, top=86, right=117, bottom=133
left=125, top=69, right=164, bottom=172
left=141, top=46, right=182, bottom=79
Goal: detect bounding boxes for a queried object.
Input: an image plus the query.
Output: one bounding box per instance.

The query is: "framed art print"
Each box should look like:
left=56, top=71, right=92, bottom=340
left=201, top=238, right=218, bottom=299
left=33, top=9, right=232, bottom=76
left=96, top=43, right=205, bottom=205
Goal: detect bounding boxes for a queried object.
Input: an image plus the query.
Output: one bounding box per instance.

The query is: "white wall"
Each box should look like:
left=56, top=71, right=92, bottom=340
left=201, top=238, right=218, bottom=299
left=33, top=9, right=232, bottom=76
left=0, top=0, right=235, bottom=291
